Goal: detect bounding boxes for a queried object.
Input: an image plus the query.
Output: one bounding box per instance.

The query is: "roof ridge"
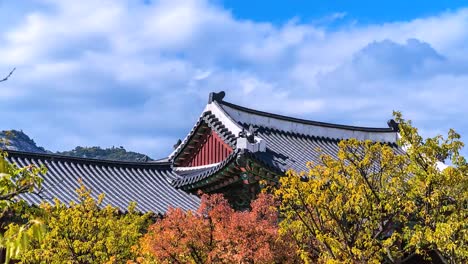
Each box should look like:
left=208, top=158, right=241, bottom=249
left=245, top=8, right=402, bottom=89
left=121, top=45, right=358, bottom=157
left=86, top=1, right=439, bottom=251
left=219, top=100, right=396, bottom=133
left=254, top=125, right=341, bottom=142
left=4, top=149, right=171, bottom=168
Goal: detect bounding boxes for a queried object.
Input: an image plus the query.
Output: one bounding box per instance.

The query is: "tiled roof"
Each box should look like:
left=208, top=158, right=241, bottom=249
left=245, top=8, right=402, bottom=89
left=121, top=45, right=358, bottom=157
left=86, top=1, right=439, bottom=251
left=248, top=126, right=402, bottom=173
left=172, top=94, right=402, bottom=190
left=219, top=100, right=397, bottom=133
left=215, top=99, right=401, bottom=173
left=172, top=149, right=240, bottom=188
left=6, top=150, right=200, bottom=213
left=3, top=92, right=405, bottom=210
left=218, top=100, right=398, bottom=142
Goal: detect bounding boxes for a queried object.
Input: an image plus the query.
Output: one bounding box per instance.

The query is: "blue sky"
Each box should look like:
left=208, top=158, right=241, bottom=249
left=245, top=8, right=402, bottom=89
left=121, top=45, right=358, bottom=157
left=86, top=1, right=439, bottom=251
left=221, top=0, right=468, bottom=24
left=1, top=0, right=468, bottom=158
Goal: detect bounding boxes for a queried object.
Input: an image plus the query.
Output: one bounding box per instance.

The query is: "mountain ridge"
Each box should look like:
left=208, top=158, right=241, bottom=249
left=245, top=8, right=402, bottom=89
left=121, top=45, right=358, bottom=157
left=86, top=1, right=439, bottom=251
left=0, top=130, right=153, bottom=162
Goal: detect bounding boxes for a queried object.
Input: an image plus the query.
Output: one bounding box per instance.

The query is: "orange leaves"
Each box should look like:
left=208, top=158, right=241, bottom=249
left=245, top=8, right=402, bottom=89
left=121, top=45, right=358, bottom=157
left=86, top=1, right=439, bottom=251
left=140, top=208, right=210, bottom=263
left=140, top=193, right=299, bottom=264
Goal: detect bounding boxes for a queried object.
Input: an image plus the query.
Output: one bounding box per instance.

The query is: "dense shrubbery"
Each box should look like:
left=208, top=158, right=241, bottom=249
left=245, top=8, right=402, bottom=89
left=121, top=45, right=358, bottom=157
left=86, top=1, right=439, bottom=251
left=137, top=193, right=300, bottom=264
left=3, top=186, right=296, bottom=264
left=0, top=150, right=46, bottom=263
left=20, top=183, right=152, bottom=264
left=1, top=114, right=467, bottom=263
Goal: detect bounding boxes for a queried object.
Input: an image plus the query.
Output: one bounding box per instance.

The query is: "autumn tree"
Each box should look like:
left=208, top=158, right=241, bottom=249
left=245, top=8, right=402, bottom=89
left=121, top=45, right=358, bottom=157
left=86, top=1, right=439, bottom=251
left=19, top=182, right=152, bottom=264
left=0, top=149, right=46, bottom=263
left=139, top=193, right=299, bottom=264
left=275, top=112, right=467, bottom=263
left=398, top=112, right=467, bottom=263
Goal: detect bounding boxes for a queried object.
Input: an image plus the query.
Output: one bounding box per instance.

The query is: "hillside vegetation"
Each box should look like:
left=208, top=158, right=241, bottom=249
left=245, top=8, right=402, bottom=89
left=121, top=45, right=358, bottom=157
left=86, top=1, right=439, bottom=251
left=0, top=130, right=152, bottom=161
left=56, top=146, right=152, bottom=161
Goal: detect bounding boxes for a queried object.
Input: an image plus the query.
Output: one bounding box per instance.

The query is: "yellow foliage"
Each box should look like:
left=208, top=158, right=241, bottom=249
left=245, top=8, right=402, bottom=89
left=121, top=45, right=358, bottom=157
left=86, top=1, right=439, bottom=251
left=275, top=112, right=468, bottom=263
left=19, top=182, right=152, bottom=264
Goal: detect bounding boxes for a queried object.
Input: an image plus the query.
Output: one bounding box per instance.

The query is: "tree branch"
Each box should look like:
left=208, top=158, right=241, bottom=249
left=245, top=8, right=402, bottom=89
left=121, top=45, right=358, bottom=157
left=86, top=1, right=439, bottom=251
left=0, top=183, right=33, bottom=201
left=0, top=68, right=15, bottom=83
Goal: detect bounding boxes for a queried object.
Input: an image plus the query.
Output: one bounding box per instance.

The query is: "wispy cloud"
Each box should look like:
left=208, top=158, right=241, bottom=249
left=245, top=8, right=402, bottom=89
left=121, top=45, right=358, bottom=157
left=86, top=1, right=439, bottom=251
left=0, top=0, right=467, bottom=158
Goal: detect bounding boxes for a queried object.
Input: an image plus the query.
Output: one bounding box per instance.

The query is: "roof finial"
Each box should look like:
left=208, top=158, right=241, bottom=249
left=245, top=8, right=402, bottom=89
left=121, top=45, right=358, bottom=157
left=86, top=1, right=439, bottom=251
left=208, top=91, right=226, bottom=103
left=387, top=119, right=399, bottom=132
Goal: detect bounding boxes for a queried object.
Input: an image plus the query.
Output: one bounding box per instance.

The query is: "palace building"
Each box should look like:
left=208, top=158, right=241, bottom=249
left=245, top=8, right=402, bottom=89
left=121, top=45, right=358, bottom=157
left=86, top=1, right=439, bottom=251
left=7, top=91, right=400, bottom=212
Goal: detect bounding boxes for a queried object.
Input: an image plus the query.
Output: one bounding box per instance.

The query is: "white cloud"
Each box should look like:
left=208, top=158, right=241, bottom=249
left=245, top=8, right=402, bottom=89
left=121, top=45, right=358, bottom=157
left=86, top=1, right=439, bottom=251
left=0, top=0, right=467, bottom=158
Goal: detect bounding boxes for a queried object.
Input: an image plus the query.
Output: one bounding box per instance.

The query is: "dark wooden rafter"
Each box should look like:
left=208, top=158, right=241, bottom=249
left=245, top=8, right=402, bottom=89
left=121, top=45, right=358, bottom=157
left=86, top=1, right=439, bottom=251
left=239, top=159, right=280, bottom=187
left=200, top=166, right=242, bottom=193
left=184, top=157, right=280, bottom=195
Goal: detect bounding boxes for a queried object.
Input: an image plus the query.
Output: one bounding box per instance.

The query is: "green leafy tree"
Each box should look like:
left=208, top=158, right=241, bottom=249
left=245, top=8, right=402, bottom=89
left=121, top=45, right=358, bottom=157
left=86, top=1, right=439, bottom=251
left=397, top=112, right=468, bottom=263
left=275, top=113, right=467, bottom=263
left=0, top=149, right=46, bottom=263
left=20, top=182, right=152, bottom=264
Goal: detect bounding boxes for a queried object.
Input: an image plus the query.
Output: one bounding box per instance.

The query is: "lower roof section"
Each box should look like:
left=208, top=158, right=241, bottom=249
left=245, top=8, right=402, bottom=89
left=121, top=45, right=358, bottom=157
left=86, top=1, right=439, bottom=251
left=5, top=150, right=200, bottom=214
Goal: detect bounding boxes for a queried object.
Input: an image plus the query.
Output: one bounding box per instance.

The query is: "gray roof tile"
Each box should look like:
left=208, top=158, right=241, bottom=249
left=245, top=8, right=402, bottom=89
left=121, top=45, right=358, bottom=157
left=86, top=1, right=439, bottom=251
left=6, top=150, right=200, bottom=213
left=246, top=126, right=403, bottom=173
left=172, top=99, right=403, bottom=189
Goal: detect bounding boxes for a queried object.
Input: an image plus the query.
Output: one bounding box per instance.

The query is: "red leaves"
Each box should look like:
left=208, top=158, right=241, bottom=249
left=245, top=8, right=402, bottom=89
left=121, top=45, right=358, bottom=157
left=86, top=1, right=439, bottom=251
left=140, top=193, right=298, bottom=263
left=140, top=208, right=210, bottom=263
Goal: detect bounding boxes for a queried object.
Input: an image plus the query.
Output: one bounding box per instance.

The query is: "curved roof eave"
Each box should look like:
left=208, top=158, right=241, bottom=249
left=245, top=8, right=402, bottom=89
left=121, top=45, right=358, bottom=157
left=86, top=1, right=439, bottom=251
left=218, top=100, right=399, bottom=143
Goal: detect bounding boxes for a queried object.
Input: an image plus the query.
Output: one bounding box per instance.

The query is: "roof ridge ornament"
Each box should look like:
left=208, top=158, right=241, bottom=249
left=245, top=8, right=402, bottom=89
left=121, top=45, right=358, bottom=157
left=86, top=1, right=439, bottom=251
left=238, top=125, right=258, bottom=143
left=246, top=124, right=257, bottom=143
left=237, top=125, right=266, bottom=153
left=387, top=119, right=400, bottom=132
left=208, top=91, right=226, bottom=103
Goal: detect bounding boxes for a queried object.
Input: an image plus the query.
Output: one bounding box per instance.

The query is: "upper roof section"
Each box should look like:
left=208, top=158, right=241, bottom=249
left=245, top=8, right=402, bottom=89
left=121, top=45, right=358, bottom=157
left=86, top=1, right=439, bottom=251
left=215, top=91, right=397, bottom=141
left=218, top=100, right=398, bottom=143
left=170, top=91, right=399, bottom=168
left=169, top=92, right=402, bottom=190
